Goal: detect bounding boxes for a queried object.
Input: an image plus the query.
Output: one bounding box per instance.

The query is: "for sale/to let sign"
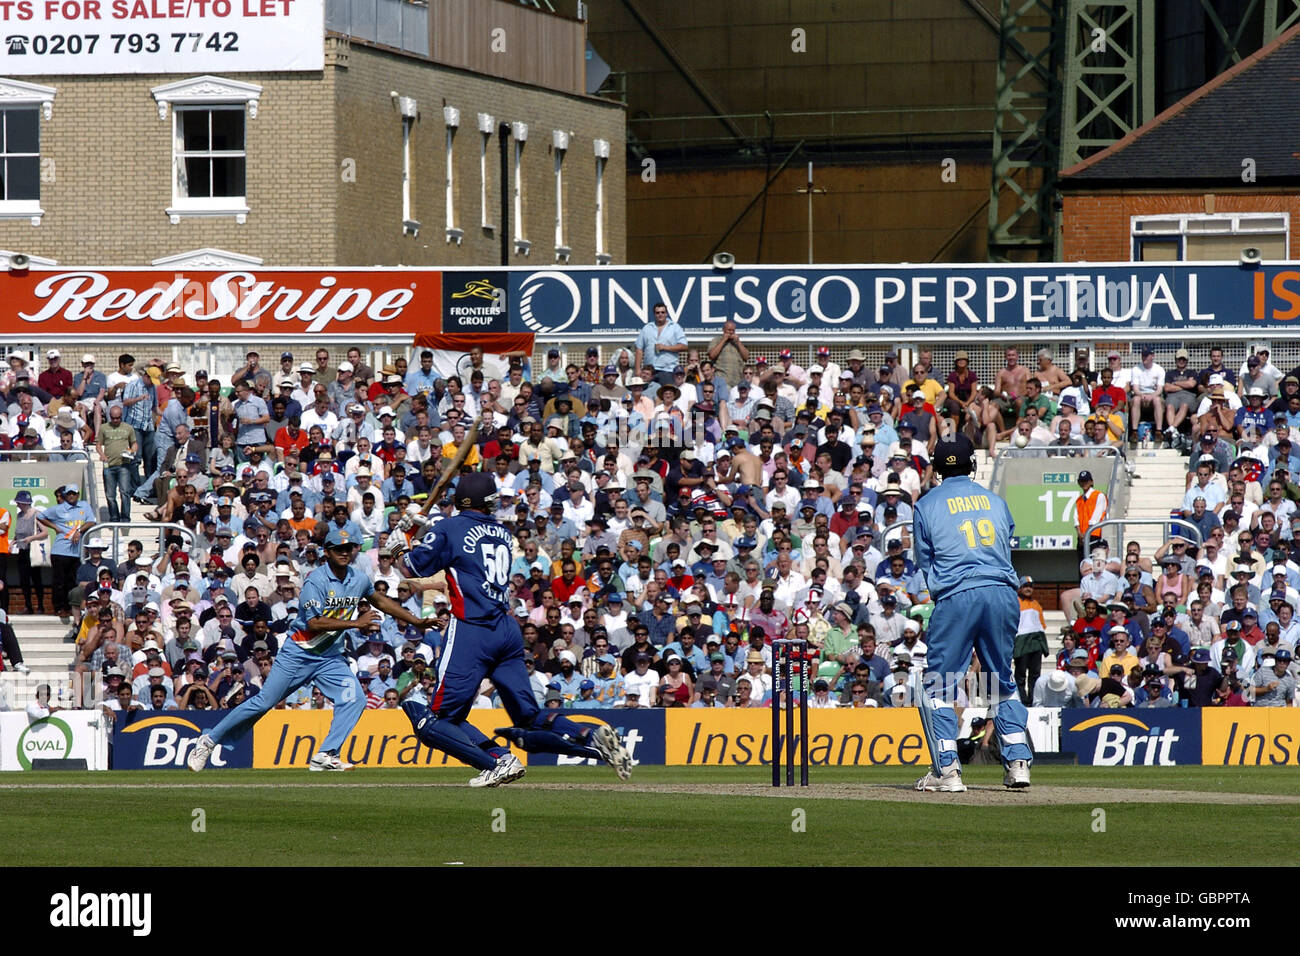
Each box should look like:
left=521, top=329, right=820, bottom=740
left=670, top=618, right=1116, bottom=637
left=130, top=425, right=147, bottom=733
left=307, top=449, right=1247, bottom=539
left=0, top=0, right=323, bottom=74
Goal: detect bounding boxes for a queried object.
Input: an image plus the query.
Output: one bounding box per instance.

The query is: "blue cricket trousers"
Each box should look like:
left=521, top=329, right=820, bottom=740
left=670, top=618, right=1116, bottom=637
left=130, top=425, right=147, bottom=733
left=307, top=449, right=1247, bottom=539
left=923, top=583, right=1032, bottom=768
left=208, top=638, right=365, bottom=754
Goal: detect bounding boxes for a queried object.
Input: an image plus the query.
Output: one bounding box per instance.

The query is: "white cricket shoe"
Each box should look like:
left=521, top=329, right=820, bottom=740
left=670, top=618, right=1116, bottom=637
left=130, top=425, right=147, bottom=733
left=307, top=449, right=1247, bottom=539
left=589, top=724, right=632, bottom=781
left=468, top=753, right=526, bottom=788
left=1003, top=759, right=1031, bottom=789
left=915, top=764, right=967, bottom=792
left=308, top=751, right=353, bottom=772
left=188, top=734, right=215, bottom=773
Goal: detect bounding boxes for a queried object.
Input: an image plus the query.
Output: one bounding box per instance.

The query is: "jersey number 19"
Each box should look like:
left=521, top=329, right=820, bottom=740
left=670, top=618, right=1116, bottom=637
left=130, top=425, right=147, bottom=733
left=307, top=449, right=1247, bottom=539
left=959, top=518, right=996, bottom=548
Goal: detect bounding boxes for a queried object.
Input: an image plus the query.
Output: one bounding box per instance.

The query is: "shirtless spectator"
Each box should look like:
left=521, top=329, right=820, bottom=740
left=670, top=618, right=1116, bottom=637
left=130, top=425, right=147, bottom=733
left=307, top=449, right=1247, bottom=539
left=1033, top=349, right=1071, bottom=396
left=724, top=438, right=764, bottom=488
left=994, top=348, right=1030, bottom=425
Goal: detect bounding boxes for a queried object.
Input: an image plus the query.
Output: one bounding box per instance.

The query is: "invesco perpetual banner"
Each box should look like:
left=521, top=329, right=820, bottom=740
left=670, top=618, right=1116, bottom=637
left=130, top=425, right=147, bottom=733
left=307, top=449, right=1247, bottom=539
left=501, top=263, right=1300, bottom=338
left=11, top=262, right=1300, bottom=341
left=0, top=0, right=323, bottom=75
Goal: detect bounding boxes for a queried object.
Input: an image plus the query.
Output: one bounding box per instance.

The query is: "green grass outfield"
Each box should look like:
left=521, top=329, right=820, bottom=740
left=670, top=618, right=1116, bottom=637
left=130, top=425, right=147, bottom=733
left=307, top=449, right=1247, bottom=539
left=3, top=765, right=1300, bottom=866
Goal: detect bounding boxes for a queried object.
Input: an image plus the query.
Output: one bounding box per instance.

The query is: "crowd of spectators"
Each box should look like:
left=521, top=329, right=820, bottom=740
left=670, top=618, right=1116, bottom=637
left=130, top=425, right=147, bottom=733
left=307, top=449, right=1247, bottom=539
left=1035, top=343, right=1300, bottom=709
left=1, top=326, right=1297, bottom=719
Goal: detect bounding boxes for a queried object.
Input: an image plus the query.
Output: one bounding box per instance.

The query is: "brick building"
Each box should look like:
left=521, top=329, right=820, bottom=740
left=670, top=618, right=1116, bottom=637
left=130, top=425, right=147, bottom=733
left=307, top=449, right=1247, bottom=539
left=0, top=7, right=626, bottom=271
left=1059, top=24, right=1300, bottom=264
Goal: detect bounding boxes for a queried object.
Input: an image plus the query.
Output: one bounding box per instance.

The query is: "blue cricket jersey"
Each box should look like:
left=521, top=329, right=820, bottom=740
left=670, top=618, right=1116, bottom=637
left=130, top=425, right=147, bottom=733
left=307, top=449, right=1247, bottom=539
left=403, top=511, right=515, bottom=626
left=290, top=562, right=376, bottom=655
left=911, top=475, right=1019, bottom=602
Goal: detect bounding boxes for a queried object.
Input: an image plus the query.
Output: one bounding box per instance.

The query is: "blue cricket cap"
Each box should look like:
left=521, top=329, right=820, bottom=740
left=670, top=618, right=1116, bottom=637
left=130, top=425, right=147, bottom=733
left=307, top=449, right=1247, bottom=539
left=324, top=527, right=357, bottom=548
left=579, top=679, right=595, bottom=691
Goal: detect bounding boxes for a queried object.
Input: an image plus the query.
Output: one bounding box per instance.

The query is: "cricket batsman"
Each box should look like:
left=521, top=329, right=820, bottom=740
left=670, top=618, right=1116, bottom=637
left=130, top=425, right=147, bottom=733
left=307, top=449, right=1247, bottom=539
left=385, top=472, right=632, bottom=788
left=911, top=434, right=1032, bottom=792
left=188, top=527, right=435, bottom=772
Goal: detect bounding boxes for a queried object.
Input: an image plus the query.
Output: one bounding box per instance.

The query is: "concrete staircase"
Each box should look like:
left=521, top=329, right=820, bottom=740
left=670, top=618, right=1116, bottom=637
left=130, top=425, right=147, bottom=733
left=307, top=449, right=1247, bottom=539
left=2, top=614, right=79, bottom=711
left=977, top=440, right=1193, bottom=663
left=1, top=444, right=142, bottom=711
left=1125, top=445, right=1191, bottom=557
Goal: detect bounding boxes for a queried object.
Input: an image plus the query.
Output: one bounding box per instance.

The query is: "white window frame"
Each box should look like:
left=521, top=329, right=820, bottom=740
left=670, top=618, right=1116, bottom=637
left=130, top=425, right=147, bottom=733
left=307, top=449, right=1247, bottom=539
left=552, top=129, right=569, bottom=262
left=401, top=115, right=418, bottom=235
left=150, top=247, right=264, bottom=268
left=512, top=121, right=529, bottom=256
left=1130, top=212, right=1290, bottom=261
left=444, top=106, right=462, bottom=245
left=478, top=112, right=494, bottom=235
left=594, top=137, right=610, bottom=264
left=0, top=78, right=56, bottom=226
left=152, top=75, right=259, bottom=225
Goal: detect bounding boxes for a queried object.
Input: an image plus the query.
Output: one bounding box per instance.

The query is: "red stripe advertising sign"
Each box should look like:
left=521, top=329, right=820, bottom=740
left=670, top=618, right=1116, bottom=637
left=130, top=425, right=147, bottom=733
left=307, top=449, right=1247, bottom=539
left=5, top=269, right=440, bottom=337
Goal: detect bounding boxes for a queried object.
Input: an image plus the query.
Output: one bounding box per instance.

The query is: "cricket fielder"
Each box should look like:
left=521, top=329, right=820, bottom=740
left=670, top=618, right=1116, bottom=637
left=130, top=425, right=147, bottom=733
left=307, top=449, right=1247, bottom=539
left=188, top=527, right=434, bottom=772
left=911, top=434, right=1032, bottom=792
left=386, top=472, right=631, bottom=788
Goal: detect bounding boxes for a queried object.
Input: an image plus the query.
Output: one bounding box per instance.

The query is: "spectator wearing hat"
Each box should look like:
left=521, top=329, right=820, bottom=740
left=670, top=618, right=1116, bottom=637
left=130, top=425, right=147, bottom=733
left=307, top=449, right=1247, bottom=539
left=1032, top=666, right=1082, bottom=707
left=1251, top=648, right=1296, bottom=705
left=1155, top=348, right=1197, bottom=442
left=69, top=353, right=107, bottom=421
left=37, top=348, right=73, bottom=411
left=1235, top=386, right=1276, bottom=443
left=38, top=484, right=96, bottom=623
left=1128, top=348, right=1170, bottom=444
left=1073, top=471, right=1108, bottom=562
left=1241, top=347, right=1282, bottom=391
left=1237, top=353, right=1278, bottom=405
left=1170, top=646, right=1222, bottom=706
left=1194, top=382, right=1238, bottom=443
left=1132, top=664, right=1176, bottom=707
left=7, top=491, right=45, bottom=614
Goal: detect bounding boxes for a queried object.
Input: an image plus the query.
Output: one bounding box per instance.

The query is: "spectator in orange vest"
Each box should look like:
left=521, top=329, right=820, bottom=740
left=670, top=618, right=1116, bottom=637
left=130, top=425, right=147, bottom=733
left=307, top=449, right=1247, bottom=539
left=1074, top=470, right=1109, bottom=562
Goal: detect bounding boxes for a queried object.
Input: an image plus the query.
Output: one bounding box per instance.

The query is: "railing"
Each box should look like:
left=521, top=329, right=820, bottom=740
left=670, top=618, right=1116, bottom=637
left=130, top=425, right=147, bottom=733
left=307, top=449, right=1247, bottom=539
left=325, top=0, right=429, bottom=57
left=0, top=449, right=98, bottom=514
left=989, top=444, right=1129, bottom=520
left=627, top=106, right=994, bottom=151
left=79, top=521, right=197, bottom=564
left=1088, top=517, right=1204, bottom=558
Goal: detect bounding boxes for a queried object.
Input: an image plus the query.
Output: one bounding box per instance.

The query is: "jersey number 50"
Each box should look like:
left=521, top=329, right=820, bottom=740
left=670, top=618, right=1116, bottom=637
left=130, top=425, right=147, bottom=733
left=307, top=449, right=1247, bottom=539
left=959, top=518, right=996, bottom=548
left=482, top=544, right=511, bottom=585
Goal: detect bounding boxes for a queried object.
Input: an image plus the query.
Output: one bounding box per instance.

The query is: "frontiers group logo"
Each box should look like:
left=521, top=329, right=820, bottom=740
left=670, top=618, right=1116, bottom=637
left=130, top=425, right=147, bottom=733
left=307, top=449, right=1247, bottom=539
left=444, top=273, right=509, bottom=332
